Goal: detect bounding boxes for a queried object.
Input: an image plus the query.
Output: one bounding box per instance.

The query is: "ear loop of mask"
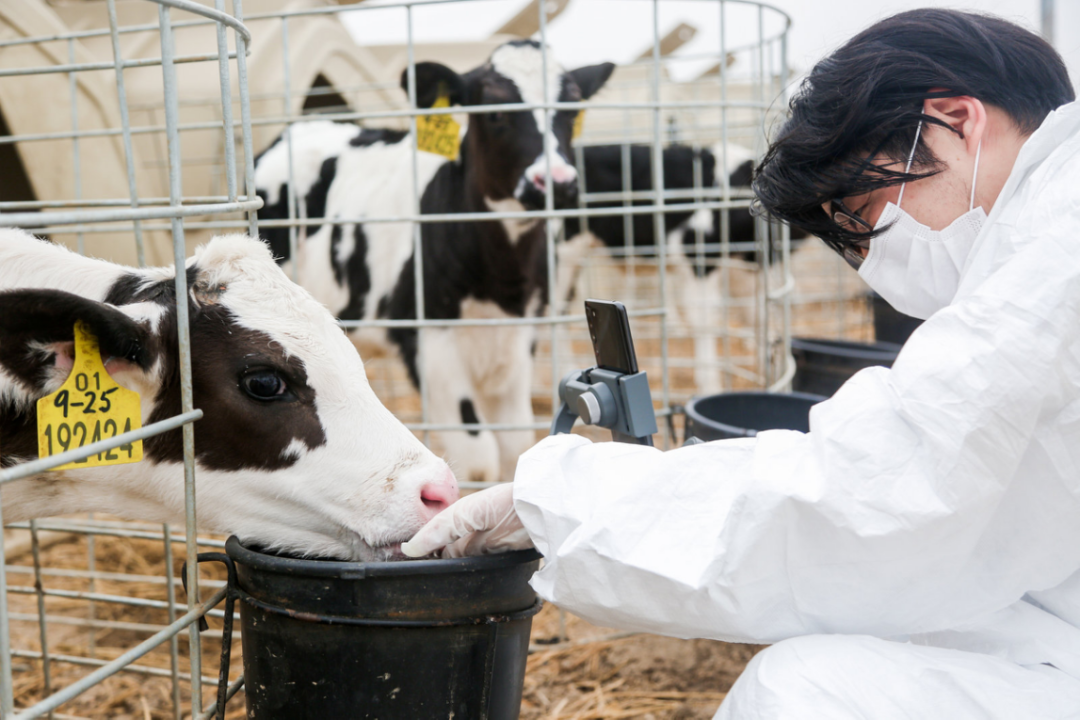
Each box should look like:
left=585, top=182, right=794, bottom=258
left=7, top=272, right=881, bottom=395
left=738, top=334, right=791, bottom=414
left=969, top=139, right=981, bottom=211
left=898, top=119, right=982, bottom=211
left=896, top=120, right=923, bottom=209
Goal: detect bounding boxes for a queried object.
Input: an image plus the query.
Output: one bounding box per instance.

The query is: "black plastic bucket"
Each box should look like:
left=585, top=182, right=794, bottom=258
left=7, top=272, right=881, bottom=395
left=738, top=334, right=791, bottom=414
left=684, top=391, right=826, bottom=441
left=791, top=337, right=901, bottom=397
left=219, top=536, right=543, bottom=719
left=871, top=292, right=924, bottom=345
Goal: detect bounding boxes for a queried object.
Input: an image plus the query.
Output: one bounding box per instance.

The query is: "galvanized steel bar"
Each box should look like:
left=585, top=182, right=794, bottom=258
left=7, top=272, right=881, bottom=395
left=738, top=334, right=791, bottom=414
left=0, top=411, right=204, bottom=484
left=0, top=488, right=14, bottom=715
left=155, top=0, right=251, bottom=42
left=28, top=521, right=53, bottom=720
left=0, top=200, right=260, bottom=229
left=156, top=3, right=204, bottom=711
left=11, top=649, right=224, bottom=687
left=650, top=0, right=670, bottom=443
left=67, top=39, right=84, bottom=255
left=539, top=0, right=561, bottom=422
left=106, top=0, right=147, bottom=267
left=281, top=17, right=300, bottom=282
left=232, top=0, right=259, bottom=238
left=10, top=587, right=227, bottom=720
left=405, top=4, right=431, bottom=444
left=214, top=0, right=238, bottom=202
left=163, top=524, right=182, bottom=720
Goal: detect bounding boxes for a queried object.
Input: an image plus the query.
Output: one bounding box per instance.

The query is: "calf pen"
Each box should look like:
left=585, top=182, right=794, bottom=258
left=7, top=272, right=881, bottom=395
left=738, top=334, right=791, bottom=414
left=0, top=0, right=872, bottom=717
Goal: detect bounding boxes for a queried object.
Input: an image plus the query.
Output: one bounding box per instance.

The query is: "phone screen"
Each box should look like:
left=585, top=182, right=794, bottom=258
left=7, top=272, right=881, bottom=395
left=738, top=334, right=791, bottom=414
left=585, top=299, right=639, bottom=374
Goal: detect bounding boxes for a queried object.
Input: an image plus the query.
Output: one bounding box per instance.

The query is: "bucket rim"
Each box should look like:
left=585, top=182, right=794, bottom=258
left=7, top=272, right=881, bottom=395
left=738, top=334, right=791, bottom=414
left=791, top=336, right=902, bottom=359
left=684, top=391, right=827, bottom=439
left=225, top=535, right=542, bottom=578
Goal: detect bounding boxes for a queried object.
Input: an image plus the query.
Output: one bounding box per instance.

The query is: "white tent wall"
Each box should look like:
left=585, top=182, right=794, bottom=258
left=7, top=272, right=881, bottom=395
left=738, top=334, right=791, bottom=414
left=0, top=0, right=146, bottom=266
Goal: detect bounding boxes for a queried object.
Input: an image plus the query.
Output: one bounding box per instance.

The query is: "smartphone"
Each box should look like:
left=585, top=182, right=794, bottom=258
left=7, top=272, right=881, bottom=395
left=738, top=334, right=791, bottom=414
left=585, top=299, right=638, bottom=374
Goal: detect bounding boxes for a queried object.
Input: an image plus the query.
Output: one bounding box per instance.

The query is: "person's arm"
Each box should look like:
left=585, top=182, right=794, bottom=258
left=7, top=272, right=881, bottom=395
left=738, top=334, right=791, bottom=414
left=513, top=236, right=1080, bottom=643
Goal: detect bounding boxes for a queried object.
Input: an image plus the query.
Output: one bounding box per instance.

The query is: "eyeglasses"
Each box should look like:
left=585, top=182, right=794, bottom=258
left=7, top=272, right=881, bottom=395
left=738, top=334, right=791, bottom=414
left=831, top=198, right=873, bottom=270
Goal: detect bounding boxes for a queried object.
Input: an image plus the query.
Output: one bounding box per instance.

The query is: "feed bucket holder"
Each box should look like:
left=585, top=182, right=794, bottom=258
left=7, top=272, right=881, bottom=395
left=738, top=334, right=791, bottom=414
left=187, top=539, right=543, bottom=719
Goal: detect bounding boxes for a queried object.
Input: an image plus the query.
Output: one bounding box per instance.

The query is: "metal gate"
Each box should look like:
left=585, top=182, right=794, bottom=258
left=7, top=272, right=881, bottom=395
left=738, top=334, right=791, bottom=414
left=0, top=0, right=797, bottom=716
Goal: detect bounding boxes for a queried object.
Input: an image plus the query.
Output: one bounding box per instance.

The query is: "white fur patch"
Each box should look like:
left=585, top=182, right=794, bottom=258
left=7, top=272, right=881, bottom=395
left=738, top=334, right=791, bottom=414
left=254, top=121, right=361, bottom=206
left=484, top=196, right=539, bottom=244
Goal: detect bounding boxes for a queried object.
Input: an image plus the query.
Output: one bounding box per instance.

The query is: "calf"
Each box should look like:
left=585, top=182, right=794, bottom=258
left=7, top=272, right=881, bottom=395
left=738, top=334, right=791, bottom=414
left=0, top=229, right=458, bottom=561
left=563, top=143, right=806, bottom=393
left=254, top=40, right=614, bottom=482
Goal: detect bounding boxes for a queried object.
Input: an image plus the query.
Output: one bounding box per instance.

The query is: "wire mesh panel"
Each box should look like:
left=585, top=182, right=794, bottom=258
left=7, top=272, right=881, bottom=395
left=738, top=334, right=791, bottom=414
left=209, top=0, right=797, bottom=484
left=0, top=0, right=257, bottom=716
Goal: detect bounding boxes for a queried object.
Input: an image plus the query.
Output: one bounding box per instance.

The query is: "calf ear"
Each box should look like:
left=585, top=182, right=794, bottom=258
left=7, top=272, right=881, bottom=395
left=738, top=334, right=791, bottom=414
left=400, top=62, right=466, bottom=108
left=0, top=289, right=154, bottom=393
left=568, top=62, right=615, bottom=100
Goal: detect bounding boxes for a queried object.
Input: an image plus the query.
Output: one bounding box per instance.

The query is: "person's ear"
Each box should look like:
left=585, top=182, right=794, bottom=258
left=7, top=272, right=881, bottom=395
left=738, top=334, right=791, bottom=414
left=923, top=94, right=987, bottom=157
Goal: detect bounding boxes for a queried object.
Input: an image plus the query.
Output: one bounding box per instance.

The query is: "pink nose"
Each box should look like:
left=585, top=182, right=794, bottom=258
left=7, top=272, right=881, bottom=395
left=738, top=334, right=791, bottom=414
left=419, top=469, right=459, bottom=519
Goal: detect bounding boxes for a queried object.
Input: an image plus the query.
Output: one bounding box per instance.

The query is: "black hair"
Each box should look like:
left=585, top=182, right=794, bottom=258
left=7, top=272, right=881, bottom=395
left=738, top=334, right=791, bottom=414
left=752, top=9, right=1074, bottom=253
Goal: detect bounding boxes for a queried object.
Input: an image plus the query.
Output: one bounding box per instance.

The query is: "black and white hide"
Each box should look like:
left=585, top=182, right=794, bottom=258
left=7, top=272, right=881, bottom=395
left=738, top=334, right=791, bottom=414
left=0, top=229, right=459, bottom=561
left=254, top=40, right=615, bottom=482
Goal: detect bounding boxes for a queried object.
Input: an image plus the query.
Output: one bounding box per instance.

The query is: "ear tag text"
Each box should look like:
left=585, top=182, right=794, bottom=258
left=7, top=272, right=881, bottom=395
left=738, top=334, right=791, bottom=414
left=37, top=321, right=143, bottom=470
left=416, top=93, right=461, bottom=161
left=572, top=110, right=585, bottom=140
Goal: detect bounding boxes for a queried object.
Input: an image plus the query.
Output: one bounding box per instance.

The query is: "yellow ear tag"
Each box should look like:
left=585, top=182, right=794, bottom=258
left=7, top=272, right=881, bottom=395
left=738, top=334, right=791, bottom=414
left=416, top=93, right=461, bottom=161
left=37, top=321, right=143, bottom=470
left=572, top=110, right=585, bottom=140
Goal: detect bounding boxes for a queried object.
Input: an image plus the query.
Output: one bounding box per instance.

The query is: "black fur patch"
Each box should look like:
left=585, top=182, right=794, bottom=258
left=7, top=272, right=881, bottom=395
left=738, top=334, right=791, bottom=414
left=459, top=399, right=480, bottom=436
left=332, top=224, right=372, bottom=321
left=349, top=128, right=408, bottom=148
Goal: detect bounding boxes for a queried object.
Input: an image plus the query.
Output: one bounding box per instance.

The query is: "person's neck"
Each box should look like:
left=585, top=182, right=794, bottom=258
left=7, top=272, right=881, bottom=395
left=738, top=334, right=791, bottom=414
left=977, top=114, right=1029, bottom=212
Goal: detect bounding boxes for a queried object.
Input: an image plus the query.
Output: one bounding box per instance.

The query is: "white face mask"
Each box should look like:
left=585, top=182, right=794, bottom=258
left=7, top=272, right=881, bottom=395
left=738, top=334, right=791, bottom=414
left=857, top=121, right=985, bottom=320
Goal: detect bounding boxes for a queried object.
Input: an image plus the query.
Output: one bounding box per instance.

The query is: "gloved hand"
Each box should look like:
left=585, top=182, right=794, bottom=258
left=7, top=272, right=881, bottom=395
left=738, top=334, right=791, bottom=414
left=401, top=483, right=533, bottom=559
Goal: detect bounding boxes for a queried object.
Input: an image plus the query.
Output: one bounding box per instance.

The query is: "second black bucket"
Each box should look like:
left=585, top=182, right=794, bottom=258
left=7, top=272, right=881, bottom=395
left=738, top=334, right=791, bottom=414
left=791, top=337, right=902, bottom=397
left=223, top=536, right=542, bottom=719
left=871, top=292, right=924, bottom=345
left=685, top=391, right=826, bottom=441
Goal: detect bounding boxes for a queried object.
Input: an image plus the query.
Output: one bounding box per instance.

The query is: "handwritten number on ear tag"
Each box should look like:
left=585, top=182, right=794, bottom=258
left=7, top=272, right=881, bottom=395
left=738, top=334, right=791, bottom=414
left=416, top=92, right=461, bottom=161
left=37, top=321, right=143, bottom=470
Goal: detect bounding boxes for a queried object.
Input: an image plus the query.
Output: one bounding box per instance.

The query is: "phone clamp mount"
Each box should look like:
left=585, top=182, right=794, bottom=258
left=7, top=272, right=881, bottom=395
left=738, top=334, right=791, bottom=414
left=550, top=367, right=658, bottom=446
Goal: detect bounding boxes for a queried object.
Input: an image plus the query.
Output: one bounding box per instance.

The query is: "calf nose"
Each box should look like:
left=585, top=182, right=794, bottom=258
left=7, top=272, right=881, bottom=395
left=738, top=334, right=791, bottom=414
left=419, top=468, right=459, bottom=519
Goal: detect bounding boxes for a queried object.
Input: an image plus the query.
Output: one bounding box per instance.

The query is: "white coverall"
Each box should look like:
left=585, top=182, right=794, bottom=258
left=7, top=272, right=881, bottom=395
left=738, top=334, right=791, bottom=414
left=512, top=101, right=1080, bottom=718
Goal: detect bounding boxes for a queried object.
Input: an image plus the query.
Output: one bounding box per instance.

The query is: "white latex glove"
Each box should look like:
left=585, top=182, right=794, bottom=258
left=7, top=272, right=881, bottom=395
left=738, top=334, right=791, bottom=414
left=401, top=483, right=534, bottom=559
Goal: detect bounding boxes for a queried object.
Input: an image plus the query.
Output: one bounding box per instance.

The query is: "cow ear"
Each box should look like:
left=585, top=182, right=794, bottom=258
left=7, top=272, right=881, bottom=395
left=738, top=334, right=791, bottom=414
left=401, top=62, right=466, bottom=108
left=568, top=62, right=615, bottom=100
left=0, top=289, right=154, bottom=394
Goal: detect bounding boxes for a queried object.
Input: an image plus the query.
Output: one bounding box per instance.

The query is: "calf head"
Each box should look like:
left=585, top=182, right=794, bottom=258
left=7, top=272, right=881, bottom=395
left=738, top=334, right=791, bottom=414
left=403, top=40, right=614, bottom=212
left=0, top=233, right=457, bottom=561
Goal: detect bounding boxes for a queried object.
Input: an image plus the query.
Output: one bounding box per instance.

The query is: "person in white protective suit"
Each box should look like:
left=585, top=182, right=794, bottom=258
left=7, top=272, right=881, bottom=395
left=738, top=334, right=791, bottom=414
left=402, top=9, right=1080, bottom=718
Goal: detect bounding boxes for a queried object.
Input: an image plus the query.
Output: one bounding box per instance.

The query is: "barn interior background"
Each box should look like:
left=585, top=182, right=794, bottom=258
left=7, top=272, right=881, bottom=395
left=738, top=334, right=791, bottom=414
left=0, top=0, right=876, bottom=717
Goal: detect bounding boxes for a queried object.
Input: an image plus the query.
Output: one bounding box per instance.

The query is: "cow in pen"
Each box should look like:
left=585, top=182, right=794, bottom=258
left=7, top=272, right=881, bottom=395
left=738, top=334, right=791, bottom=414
left=0, top=229, right=459, bottom=562
left=561, top=142, right=809, bottom=393
left=254, top=40, right=615, bottom=483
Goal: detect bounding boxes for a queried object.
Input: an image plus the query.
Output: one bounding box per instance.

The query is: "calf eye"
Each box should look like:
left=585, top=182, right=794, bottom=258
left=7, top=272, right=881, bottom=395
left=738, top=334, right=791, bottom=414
left=241, top=371, right=289, bottom=401
left=488, top=112, right=507, bottom=124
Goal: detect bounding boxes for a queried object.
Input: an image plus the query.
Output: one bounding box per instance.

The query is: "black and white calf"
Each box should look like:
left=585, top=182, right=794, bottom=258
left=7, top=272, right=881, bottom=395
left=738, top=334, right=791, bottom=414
left=562, top=142, right=807, bottom=393
left=0, top=229, right=458, bottom=561
left=254, top=40, right=614, bottom=482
